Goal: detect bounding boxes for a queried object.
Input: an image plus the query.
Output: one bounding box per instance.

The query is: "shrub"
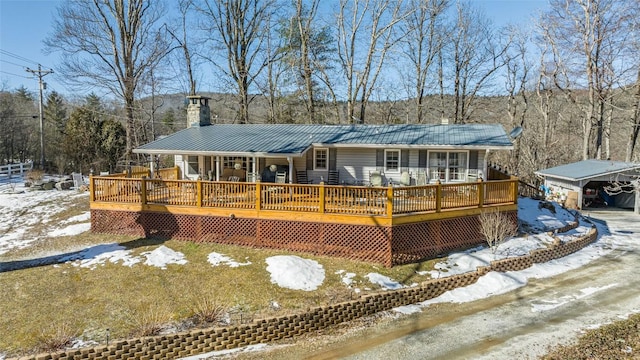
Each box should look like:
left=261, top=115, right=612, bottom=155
left=130, top=307, right=173, bottom=337
left=37, top=323, right=77, bottom=352
left=192, top=297, right=227, bottom=325
left=479, top=210, right=518, bottom=254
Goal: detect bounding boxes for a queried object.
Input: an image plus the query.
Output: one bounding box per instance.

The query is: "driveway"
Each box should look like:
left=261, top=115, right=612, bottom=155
left=233, top=209, right=640, bottom=360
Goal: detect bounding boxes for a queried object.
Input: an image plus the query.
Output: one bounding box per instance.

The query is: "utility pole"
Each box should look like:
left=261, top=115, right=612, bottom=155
left=26, top=64, right=54, bottom=170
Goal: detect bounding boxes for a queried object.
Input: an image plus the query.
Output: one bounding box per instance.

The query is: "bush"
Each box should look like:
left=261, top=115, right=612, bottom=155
left=479, top=210, right=518, bottom=254
left=192, top=297, right=227, bottom=325
left=37, top=323, right=77, bottom=352
left=129, top=307, right=173, bottom=337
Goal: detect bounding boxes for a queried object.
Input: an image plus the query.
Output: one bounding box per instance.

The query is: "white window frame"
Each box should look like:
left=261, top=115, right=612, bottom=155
left=186, top=155, right=199, bottom=175
left=314, top=148, right=328, bottom=170
left=384, top=149, right=401, bottom=173
left=427, top=150, right=469, bottom=183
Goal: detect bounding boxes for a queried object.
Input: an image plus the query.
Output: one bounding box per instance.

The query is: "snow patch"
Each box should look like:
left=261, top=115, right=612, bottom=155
left=265, top=256, right=325, bottom=291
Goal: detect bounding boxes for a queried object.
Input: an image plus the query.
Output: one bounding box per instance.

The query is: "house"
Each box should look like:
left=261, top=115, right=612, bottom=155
left=133, top=96, right=514, bottom=186
left=535, top=160, right=640, bottom=211
left=90, top=95, right=519, bottom=267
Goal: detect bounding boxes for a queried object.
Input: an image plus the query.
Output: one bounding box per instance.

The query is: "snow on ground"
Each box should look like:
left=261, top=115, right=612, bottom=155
left=265, top=255, right=325, bottom=291
left=518, top=197, right=576, bottom=232
left=141, top=246, right=188, bottom=269
left=366, top=273, right=404, bottom=290
left=3, top=177, right=635, bottom=359
left=208, top=252, right=251, bottom=267
left=0, top=182, right=90, bottom=255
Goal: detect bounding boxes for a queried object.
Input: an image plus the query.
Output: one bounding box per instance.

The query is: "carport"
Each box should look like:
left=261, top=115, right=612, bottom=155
left=535, top=160, right=640, bottom=213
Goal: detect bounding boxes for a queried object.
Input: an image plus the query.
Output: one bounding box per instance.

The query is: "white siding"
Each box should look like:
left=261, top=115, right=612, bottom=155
left=335, top=148, right=378, bottom=184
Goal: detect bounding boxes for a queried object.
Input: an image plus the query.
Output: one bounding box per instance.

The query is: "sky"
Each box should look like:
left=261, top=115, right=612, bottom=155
left=0, top=0, right=549, bottom=97
left=0, top=176, right=638, bottom=359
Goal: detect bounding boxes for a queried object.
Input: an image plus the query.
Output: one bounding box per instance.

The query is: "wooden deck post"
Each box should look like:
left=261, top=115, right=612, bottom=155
left=319, top=182, right=326, bottom=214
left=89, top=176, right=95, bottom=202
left=255, top=180, right=262, bottom=211
left=435, top=180, right=442, bottom=213
left=477, top=178, right=484, bottom=208
left=196, top=179, right=202, bottom=207
left=512, top=179, right=518, bottom=204
left=386, top=186, right=393, bottom=218
left=140, top=177, right=147, bottom=205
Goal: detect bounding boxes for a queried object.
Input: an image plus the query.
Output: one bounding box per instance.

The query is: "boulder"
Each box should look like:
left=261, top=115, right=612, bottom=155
left=56, top=180, right=74, bottom=190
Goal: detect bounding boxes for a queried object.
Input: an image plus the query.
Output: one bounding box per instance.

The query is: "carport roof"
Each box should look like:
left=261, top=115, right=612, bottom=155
left=134, top=123, right=514, bottom=156
left=535, top=160, right=640, bottom=182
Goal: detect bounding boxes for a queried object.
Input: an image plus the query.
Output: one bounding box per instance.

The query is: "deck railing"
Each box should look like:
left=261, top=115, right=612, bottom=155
left=90, top=176, right=518, bottom=217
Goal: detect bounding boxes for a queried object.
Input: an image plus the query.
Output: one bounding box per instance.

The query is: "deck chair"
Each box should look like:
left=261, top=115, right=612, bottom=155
left=275, top=172, right=287, bottom=184
left=416, top=170, right=427, bottom=186
left=296, top=170, right=309, bottom=184
left=72, top=172, right=84, bottom=189
left=399, top=171, right=411, bottom=186
left=327, top=170, right=339, bottom=185
left=369, top=171, right=383, bottom=187
left=246, top=172, right=259, bottom=182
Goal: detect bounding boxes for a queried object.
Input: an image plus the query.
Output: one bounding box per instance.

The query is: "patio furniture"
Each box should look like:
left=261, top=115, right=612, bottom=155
left=369, top=171, right=383, bottom=187
left=246, top=172, right=259, bottom=182
left=275, top=172, right=287, bottom=184
left=228, top=176, right=240, bottom=182
left=296, top=170, right=309, bottom=184
left=327, top=170, right=339, bottom=185
left=399, top=171, right=411, bottom=186
left=416, top=170, right=427, bottom=186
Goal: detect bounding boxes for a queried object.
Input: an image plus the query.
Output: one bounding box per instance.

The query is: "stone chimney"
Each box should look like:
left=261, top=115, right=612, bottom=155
left=186, top=95, right=211, bottom=128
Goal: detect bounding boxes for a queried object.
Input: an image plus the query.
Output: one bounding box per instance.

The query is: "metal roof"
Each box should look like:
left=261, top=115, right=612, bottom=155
left=134, top=123, right=513, bottom=156
left=535, top=160, right=640, bottom=182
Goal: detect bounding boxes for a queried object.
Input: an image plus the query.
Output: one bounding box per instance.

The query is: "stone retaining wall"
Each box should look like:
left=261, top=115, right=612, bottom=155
left=16, top=220, right=598, bottom=360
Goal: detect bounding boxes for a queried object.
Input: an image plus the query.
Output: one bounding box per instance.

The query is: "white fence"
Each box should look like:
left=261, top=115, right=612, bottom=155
left=0, top=161, right=34, bottom=179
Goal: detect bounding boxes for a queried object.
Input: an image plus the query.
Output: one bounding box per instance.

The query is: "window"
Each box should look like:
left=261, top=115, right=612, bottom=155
left=448, top=152, right=467, bottom=181
left=428, top=152, right=447, bottom=181
left=186, top=155, right=199, bottom=175
left=428, top=151, right=468, bottom=182
left=314, top=148, right=328, bottom=170
left=385, top=149, right=400, bottom=172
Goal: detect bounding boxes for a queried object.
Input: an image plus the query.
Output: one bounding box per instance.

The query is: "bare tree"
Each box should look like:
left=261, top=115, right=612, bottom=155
left=166, top=0, right=201, bottom=96
left=539, top=0, right=634, bottom=160
left=336, top=0, right=408, bottom=124
left=198, top=0, right=277, bottom=124
left=399, top=0, right=449, bottom=123
left=45, top=0, right=172, bottom=161
left=502, top=25, right=531, bottom=174
left=447, top=2, right=509, bottom=124
left=625, top=2, right=640, bottom=162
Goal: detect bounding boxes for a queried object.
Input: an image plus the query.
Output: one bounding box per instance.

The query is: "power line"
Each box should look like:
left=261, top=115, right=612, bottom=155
left=0, top=49, right=45, bottom=67
left=0, top=70, right=32, bottom=79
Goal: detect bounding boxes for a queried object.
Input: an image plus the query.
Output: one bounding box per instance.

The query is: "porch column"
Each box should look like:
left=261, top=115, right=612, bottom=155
left=216, top=156, right=221, bottom=181
left=287, top=156, right=293, bottom=184
left=149, top=156, right=155, bottom=178
left=483, top=149, right=489, bottom=181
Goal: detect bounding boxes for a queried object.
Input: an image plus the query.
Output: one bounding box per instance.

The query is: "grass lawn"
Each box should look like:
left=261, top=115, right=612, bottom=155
left=542, top=313, right=640, bottom=359
left=0, top=195, right=438, bottom=357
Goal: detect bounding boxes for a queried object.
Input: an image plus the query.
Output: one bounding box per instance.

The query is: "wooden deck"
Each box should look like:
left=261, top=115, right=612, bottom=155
left=89, top=176, right=518, bottom=226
